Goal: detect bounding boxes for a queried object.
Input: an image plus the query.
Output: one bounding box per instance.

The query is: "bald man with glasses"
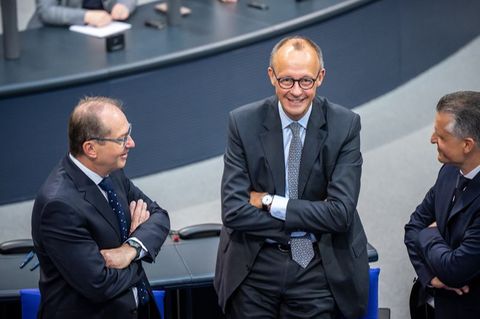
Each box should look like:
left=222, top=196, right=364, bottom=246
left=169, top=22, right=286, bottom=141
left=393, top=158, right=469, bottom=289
left=214, top=35, right=369, bottom=319
left=31, top=96, right=170, bottom=319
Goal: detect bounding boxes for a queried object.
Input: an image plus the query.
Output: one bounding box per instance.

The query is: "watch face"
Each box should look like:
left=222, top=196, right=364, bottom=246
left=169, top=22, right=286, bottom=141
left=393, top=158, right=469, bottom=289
left=262, top=195, right=272, bottom=205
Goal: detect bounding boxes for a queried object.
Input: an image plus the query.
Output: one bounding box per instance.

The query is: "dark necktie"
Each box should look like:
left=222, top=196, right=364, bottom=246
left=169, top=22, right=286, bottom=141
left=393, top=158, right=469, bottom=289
left=288, top=122, right=314, bottom=269
left=98, top=177, right=149, bottom=305
left=450, top=173, right=470, bottom=209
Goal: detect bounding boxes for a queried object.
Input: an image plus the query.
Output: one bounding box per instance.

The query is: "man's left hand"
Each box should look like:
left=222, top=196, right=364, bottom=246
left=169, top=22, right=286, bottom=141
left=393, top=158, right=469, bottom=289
left=129, top=199, right=150, bottom=234
left=100, top=243, right=136, bottom=269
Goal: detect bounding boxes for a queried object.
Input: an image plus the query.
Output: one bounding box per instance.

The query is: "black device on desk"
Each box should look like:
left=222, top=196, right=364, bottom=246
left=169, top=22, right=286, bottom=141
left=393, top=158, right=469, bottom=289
left=248, top=1, right=269, bottom=10
left=145, top=19, right=166, bottom=30
left=106, top=33, right=125, bottom=52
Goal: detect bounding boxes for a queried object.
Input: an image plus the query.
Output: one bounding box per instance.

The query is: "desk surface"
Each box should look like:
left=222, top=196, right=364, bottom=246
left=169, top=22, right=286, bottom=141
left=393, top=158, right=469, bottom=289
left=0, top=235, right=378, bottom=299
left=0, top=0, right=372, bottom=97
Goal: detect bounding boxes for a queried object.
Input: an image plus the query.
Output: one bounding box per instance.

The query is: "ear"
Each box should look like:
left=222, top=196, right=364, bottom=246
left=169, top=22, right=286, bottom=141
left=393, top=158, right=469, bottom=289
left=316, top=68, right=326, bottom=87
left=463, top=137, right=475, bottom=154
left=267, top=67, right=276, bottom=86
left=82, top=141, right=98, bottom=159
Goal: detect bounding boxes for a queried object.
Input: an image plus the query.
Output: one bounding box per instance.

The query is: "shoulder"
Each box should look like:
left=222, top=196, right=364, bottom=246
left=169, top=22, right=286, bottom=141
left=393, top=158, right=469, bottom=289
left=230, top=96, right=276, bottom=120
left=317, top=96, right=359, bottom=123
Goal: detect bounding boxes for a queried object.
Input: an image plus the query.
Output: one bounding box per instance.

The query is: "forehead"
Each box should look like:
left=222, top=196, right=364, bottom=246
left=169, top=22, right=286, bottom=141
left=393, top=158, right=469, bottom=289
left=434, top=112, right=456, bottom=136
left=273, top=43, right=319, bottom=72
left=100, top=104, right=129, bottom=131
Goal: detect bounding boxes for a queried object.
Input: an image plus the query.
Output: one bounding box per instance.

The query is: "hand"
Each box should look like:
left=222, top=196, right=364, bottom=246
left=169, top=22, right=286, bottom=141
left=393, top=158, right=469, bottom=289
left=129, top=199, right=150, bottom=234
left=84, top=10, right=112, bottom=27
left=430, top=277, right=470, bottom=295
left=100, top=243, right=136, bottom=269
left=428, top=221, right=437, bottom=228
left=249, top=191, right=267, bottom=209
left=111, top=3, right=130, bottom=20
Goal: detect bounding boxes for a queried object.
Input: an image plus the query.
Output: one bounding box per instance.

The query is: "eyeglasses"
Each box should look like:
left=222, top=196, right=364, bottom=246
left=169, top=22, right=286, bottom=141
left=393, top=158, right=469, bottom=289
left=89, top=124, right=132, bottom=148
left=271, top=68, right=321, bottom=90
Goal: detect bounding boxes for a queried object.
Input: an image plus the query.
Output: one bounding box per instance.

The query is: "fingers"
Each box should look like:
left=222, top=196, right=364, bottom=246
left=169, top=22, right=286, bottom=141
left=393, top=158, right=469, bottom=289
left=446, top=285, right=470, bottom=295
left=84, top=10, right=112, bottom=27
left=111, top=4, right=130, bottom=20
left=129, top=199, right=150, bottom=234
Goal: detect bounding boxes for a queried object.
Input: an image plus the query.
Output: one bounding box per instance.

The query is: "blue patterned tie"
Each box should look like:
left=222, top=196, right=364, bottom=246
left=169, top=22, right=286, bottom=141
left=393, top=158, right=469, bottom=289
left=288, top=122, right=314, bottom=269
left=99, top=177, right=149, bottom=305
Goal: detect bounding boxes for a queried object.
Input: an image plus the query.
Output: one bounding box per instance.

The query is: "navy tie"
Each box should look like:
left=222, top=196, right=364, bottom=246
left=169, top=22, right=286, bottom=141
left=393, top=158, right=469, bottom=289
left=288, top=122, right=314, bottom=269
left=98, top=177, right=149, bottom=305
left=450, top=174, right=470, bottom=209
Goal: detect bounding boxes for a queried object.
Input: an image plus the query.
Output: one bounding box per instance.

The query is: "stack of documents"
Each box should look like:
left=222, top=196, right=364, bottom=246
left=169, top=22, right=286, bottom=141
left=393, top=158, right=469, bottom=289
left=69, top=22, right=131, bottom=38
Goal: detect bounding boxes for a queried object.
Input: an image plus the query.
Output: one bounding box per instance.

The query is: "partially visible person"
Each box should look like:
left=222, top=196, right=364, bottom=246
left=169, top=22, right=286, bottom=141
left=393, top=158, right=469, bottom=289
left=405, top=91, right=480, bottom=319
left=31, top=96, right=170, bottom=318
left=28, top=0, right=136, bottom=28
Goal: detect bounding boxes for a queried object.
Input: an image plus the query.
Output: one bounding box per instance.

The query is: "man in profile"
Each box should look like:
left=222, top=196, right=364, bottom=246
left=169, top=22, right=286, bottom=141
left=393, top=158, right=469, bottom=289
left=31, top=96, right=170, bottom=318
left=405, top=91, right=480, bottom=318
left=214, top=35, right=369, bottom=318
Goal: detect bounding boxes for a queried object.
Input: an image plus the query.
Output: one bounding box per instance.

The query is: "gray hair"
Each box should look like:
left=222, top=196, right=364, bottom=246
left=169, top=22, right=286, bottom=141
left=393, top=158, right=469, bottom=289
left=436, top=91, right=480, bottom=144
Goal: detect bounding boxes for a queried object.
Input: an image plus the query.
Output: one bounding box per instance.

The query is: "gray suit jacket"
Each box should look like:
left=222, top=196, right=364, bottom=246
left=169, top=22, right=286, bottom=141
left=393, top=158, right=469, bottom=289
left=214, top=95, right=370, bottom=318
left=28, top=0, right=137, bottom=28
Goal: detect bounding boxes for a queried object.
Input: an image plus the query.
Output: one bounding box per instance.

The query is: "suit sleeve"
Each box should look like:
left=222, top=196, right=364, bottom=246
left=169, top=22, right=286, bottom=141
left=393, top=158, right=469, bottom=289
left=116, top=171, right=170, bottom=263
left=417, top=213, right=480, bottom=287
left=36, top=0, right=86, bottom=26
left=404, top=186, right=437, bottom=287
left=285, top=113, right=362, bottom=234
left=40, top=200, right=144, bottom=302
left=221, top=112, right=290, bottom=243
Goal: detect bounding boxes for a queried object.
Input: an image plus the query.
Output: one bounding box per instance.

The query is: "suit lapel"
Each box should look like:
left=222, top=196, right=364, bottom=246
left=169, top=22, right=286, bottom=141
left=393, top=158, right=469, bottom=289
left=298, top=99, right=327, bottom=198
left=260, top=99, right=286, bottom=196
left=448, top=172, right=480, bottom=223
left=63, top=156, right=122, bottom=240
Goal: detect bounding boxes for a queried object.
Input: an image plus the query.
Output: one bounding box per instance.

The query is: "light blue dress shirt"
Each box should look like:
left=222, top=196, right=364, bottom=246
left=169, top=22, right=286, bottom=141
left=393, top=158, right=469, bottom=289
left=269, top=103, right=316, bottom=241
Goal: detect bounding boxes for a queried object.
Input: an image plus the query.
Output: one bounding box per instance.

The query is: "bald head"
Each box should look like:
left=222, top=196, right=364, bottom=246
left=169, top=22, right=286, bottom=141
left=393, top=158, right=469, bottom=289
left=269, top=36, right=324, bottom=70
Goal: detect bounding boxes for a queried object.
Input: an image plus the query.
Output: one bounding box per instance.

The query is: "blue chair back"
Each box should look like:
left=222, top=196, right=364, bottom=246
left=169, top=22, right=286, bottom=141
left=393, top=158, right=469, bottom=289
left=152, top=289, right=165, bottom=319
left=19, top=288, right=41, bottom=319
left=362, top=267, right=380, bottom=319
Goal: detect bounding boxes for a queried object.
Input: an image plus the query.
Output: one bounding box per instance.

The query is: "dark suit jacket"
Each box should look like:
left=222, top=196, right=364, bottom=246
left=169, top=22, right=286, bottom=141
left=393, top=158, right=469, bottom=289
left=31, top=155, right=170, bottom=319
left=214, top=96, right=370, bottom=319
left=405, top=164, right=480, bottom=290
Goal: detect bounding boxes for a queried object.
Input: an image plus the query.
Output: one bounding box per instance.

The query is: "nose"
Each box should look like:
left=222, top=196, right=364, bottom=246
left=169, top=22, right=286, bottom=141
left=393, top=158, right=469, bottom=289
left=290, top=81, right=303, bottom=95
left=126, top=135, right=135, bottom=148
left=430, top=133, right=437, bottom=144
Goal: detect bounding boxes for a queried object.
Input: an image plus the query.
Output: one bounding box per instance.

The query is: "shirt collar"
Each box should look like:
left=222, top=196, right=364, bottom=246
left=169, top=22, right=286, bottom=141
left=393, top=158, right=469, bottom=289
left=461, top=164, right=480, bottom=180
left=69, top=153, right=104, bottom=185
left=277, top=101, right=312, bottom=130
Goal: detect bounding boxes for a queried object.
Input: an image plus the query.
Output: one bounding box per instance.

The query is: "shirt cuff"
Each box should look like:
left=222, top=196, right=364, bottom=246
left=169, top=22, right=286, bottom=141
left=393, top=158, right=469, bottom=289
left=126, top=237, right=148, bottom=260
left=270, top=195, right=288, bottom=220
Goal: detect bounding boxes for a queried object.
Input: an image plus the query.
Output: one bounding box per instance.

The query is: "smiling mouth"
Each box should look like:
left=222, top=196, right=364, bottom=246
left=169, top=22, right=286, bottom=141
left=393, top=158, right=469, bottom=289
left=287, top=97, right=306, bottom=104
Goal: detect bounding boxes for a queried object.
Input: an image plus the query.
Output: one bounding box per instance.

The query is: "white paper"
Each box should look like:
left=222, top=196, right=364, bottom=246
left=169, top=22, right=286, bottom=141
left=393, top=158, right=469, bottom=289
left=69, top=22, right=131, bottom=38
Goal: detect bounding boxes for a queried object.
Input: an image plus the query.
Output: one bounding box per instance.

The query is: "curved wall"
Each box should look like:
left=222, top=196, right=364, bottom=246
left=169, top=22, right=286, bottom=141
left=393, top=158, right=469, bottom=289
left=1, top=0, right=480, bottom=204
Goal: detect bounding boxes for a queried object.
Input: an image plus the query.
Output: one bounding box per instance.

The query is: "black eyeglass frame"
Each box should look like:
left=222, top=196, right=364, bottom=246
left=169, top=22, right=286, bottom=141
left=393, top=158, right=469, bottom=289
left=89, top=124, right=132, bottom=147
left=271, top=68, right=322, bottom=90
